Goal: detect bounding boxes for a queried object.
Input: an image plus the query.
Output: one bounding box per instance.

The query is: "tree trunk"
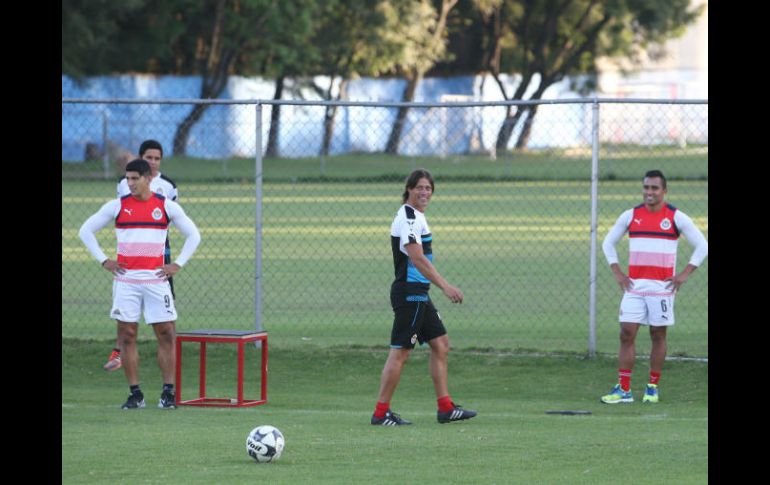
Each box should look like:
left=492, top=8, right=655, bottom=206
left=494, top=71, right=538, bottom=154
left=172, top=2, right=231, bottom=156
left=513, top=80, right=552, bottom=150
left=514, top=105, right=537, bottom=150
left=265, top=76, right=285, bottom=158
left=171, top=61, right=231, bottom=156
left=173, top=104, right=208, bottom=156
left=495, top=108, right=525, bottom=152
left=320, top=79, right=349, bottom=156
left=385, top=72, right=421, bottom=155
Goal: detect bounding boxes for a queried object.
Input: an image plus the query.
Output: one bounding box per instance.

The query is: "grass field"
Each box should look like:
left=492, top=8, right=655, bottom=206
left=62, top=177, right=708, bottom=356
left=62, top=340, right=708, bottom=484
left=63, top=151, right=707, bottom=483
left=62, top=147, right=709, bottom=183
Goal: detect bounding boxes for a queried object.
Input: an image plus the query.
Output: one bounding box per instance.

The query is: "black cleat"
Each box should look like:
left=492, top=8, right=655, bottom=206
left=437, top=404, right=477, bottom=423
left=371, top=409, right=412, bottom=426
left=158, top=390, right=176, bottom=409
left=121, top=392, right=145, bottom=410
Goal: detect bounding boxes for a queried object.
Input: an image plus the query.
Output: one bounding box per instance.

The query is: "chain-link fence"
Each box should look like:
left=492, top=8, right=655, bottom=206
left=62, top=99, right=708, bottom=357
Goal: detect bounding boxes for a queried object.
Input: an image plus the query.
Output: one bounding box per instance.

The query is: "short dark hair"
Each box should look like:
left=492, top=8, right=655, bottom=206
left=402, top=168, right=435, bottom=203
left=125, top=158, right=152, bottom=177
left=644, top=170, right=667, bottom=189
left=139, top=139, right=163, bottom=158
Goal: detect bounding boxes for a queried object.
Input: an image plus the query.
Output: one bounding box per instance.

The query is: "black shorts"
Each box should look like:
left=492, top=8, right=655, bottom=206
left=390, top=294, right=446, bottom=349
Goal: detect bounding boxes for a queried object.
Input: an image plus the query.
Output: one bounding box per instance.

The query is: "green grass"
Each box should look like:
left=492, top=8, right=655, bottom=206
left=62, top=177, right=708, bottom=356
left=62, top=340, right=707, bottom=484
left=62, top=147, right=708, bottom=183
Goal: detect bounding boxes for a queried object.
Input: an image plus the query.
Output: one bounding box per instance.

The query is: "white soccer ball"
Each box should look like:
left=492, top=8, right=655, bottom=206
left=246, top=425, right=285, bottom=463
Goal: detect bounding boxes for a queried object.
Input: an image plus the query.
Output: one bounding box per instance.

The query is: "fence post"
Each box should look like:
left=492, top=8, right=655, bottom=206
left=102, top=109, right=110, bottom=180
left=255, top=102, right=264, bottom=339
left=588, top=98, right=600, bottom=358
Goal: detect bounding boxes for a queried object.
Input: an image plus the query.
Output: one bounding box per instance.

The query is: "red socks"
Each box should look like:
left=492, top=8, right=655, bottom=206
left=649, top=371, right=661, bottom=385
left=618, top=369, right=632, bottom=392
left=376, top=397, right=458, bottom=416
left=374, top=401, right=390, bottom=418
left=437, top=395, right=454, bottom=413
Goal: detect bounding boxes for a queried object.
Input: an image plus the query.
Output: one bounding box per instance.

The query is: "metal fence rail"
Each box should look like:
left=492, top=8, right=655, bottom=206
left=62, top=98, right=708, bottom=357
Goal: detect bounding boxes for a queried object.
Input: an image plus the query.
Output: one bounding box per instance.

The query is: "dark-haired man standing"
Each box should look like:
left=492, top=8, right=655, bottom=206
left=600, top=170, right=708, bottom=404
left=104, top=140, right=179, bottom=372
left=371, top=169, right=477, bottom=425
left=80, top=159, right=200, bottom=410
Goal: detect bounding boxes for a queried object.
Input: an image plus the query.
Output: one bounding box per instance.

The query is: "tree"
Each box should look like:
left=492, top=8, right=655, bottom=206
left=299, top=0, right=404, bottom=156
left=168, top=0, right=275, bottom=156
left=103, top=0, right=317, bottom=156
left=382, top=0, right=458, bottom=154
left=253, top=0, right=319, bottom=158
left=62, top=0, right=148, bottom=81
left=481, top=0, right=704, bottom=154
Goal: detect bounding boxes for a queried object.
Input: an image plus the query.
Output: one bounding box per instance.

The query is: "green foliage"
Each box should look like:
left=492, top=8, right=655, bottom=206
left=62, top=0, right=705, bottom=82
left=61, top=0, right=148, bottom=79
left=308, top=0, right=394, bottom=80
left=492, top=0, right=704, bottom=82
left=63, top=0, right=321, bottom=79
left=380, top=0, right=454, bottom=76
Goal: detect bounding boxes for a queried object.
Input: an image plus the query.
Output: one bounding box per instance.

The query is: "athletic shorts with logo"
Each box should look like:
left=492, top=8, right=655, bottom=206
left=110, top=279, right=177, bottom=324
left=390, top=292, right=447, bottom=349
left=619, top=279, right=675, bottom=326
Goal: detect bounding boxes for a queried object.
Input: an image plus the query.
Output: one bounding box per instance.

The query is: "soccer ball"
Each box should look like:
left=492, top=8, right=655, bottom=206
left=246, top=425, right=285, bottom=463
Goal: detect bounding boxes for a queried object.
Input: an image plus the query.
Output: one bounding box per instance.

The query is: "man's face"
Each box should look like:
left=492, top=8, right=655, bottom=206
left=141, top=148, right=162, bottom=176
left=126, top=171, right=151, bottom=197
left=407, top=178, right=433, bottom=211
left=642, top=176, right=667, bottom=209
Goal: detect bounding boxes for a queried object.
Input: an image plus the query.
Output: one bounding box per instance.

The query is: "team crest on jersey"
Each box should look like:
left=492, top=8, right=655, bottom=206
left=660, top=218, right=671, bottom=230
left=152, top=207, right=163, bottom=220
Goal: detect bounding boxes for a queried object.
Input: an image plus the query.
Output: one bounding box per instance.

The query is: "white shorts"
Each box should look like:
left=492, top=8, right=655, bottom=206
left=619, top=290, right=675, bottom=326
left=110, top=279, right=177, bottom=324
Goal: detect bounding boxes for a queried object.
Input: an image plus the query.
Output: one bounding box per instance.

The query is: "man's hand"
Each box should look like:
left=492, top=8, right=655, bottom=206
left=664, top=264, right=697, bottom=292
left=610, top=264, right=633, bottom=292
left=442, top=284, right=464, bottom=304
left=155, top=263, right=181, bottom=280
left=102, top=259, right=126, bottom=275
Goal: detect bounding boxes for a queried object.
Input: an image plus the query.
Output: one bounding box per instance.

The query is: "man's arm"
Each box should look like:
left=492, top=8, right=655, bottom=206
left=666, top=211, right=709, bottom=291
left=157, top=200, right=201, bottom=279
left=79, top=200, right=124, bottom=274
left=404, top=243, right=463, bottom=304
left=602, top=210, right=633, bottom=292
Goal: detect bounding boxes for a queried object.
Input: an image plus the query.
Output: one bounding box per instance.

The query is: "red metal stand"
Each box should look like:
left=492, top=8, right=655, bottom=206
left=175, top=329, right=268, bottom=407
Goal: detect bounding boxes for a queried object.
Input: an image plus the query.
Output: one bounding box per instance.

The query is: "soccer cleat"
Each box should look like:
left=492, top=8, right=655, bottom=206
left=371, top=409, right=411, bottom=426
left=121, top=393, right=145, bottom=410
left=158, top=390, right=177, bottom=410
left=643, top=384, right=659, bottom=403
left=103, top=350, right=122, bottom=371
left=600, top=384, right=634, bottom=404
left=437, top=404, right=477, bottom=423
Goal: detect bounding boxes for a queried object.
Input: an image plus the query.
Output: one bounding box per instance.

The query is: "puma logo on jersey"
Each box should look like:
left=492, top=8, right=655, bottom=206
left=633, top=218, right=642, bottom=225
left=124, top=208, right=133, bottom=216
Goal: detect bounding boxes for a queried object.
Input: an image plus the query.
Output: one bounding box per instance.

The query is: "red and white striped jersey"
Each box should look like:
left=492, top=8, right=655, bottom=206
left=602, top=202, right=708, bottom=293
left=79, top=194, right=201, bottom=284
left=626, top=203, right=679, bottom=280
left=114, top=193, right=169, bottom=271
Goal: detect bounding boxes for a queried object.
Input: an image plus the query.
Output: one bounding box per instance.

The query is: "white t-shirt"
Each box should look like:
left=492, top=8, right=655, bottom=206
left=117, top=172, right=178, bottom=201
left=390, top=204, right=433, bottom=284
